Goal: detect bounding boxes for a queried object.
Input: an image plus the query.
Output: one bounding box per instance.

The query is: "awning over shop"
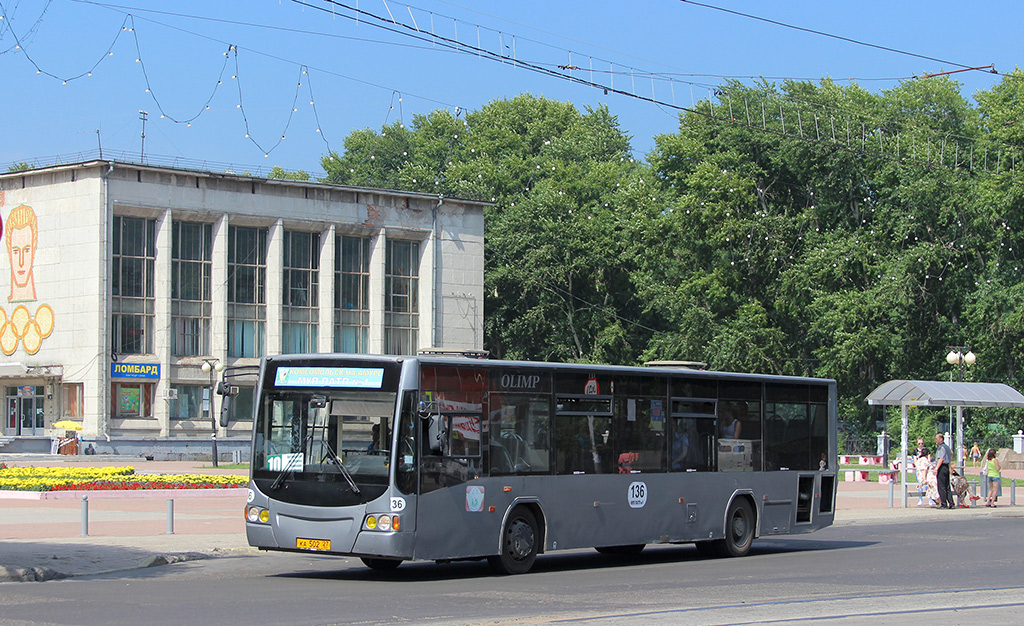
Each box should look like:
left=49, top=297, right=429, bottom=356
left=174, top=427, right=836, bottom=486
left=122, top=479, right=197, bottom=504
left=865, top=379, right=1024, bottom=507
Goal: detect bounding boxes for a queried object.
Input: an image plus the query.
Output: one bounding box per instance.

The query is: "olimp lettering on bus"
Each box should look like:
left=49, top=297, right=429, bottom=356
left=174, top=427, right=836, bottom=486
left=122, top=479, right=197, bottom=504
left=498, top=373, right=542, bottom=390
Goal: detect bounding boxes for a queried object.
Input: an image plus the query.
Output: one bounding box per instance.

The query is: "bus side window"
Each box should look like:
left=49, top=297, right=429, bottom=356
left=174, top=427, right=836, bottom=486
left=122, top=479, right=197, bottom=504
left=554, top=415, right=612, bottom=474
left=489, top=394, right=550, bottom=476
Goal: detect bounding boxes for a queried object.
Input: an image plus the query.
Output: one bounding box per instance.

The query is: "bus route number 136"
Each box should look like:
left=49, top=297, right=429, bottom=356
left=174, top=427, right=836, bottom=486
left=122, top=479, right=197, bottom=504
left=627, top=482, right=647, bottom=508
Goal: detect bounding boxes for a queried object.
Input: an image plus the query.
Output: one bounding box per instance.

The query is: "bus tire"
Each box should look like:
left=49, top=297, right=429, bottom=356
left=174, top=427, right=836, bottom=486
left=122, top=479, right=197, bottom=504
left=488, top=507, right=539, bottom=575
left=595, top=544, right=645, bottom=556
left=360, top=557, right=402, bottom=571
left=716, top=498, right=755, bottom=557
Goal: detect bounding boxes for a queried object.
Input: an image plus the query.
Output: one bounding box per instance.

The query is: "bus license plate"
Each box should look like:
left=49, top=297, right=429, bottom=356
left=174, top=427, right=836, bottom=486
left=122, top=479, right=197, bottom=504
left=296, top=537, right=331, bottom=551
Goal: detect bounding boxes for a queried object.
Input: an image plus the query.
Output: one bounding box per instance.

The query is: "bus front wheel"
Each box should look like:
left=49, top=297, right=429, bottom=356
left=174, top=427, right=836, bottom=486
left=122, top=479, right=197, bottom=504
left=488, top=507, right=539, bottom=575
left=360, top=557, right=402, bottom=571
left=715, top=498, right=755, bottom=557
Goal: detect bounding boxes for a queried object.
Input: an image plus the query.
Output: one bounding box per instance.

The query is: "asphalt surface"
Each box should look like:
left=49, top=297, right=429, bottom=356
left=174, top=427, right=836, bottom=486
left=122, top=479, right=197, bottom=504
left=2, top=454, right=1021, bottom=583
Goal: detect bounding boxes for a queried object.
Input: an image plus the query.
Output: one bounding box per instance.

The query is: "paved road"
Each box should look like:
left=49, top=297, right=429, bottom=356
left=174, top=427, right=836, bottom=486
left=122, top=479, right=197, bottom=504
left=3, top=456, right=1023, bottom=625
left=2, top=516, right=1023, bottom=626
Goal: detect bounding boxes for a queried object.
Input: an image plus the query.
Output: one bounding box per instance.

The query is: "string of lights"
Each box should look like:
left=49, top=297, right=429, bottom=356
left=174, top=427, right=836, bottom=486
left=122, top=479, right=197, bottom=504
left=0, top=2, right=352, bottom=160
left=0, top=3, right=129, bottom=82
left=0, top=0, right=53, bottom=57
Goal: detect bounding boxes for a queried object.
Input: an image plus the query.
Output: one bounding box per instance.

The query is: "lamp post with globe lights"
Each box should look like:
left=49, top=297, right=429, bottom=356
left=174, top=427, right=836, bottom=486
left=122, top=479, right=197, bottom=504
left=201, top=359, right=225, bottom=467
left=945, top=347, right=975, bottom=481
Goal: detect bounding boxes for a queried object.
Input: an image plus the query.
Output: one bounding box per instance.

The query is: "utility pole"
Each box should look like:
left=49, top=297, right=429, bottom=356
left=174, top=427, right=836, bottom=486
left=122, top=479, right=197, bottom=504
left=139, top=110, right=148, bottom=163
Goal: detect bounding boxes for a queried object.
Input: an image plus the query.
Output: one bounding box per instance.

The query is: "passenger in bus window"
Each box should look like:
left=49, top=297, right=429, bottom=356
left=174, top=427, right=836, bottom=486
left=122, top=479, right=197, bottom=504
left=720, top=409, right=741, bottom=439
left=368, top=424, right=380, bottom=451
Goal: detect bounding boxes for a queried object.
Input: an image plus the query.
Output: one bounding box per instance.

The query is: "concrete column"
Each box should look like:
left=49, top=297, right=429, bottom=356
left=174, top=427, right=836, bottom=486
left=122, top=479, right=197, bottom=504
left=153, top=210, right=172, bottom=436
left=368, top=228, right=386, bottom=354
left=318, top=225, right=336, bottom=353
left=211, top=215, right=229, bottom=362
left=423, top=222, right=437, bottom=351
left=211, top=215, right=229, bottom=436
left=266, top=219, right=284, bottom=355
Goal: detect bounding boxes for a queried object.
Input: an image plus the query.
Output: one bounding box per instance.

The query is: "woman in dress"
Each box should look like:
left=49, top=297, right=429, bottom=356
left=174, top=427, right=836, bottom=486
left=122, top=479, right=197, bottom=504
left=914, top=439, right=931, bottom=507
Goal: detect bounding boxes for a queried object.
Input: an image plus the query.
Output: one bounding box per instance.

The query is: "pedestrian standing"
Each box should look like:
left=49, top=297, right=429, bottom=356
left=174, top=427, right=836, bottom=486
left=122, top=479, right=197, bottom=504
left=984, top=448, right=1002, bottom=507
left=934, top=433, right=955, bottom=509
left=914, top=438, right=930, bottom=507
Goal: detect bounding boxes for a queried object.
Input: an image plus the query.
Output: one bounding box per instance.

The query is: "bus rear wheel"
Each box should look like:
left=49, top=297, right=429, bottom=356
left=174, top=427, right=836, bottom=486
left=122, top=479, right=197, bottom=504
left=715, top=498, right=755, bottom=557
left=488, top=507, right=539, bottom=575
left=360, top=557, right=402, bottom=571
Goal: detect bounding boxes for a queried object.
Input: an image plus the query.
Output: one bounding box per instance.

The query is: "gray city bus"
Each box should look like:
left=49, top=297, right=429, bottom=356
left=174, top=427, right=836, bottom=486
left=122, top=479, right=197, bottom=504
left=242, top=353, right=837, bottom=574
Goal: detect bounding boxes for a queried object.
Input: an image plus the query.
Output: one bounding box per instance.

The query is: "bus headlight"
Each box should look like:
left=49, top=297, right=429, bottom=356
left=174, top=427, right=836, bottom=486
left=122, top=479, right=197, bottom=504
left=363, top=514, right=400, bottom=531
left=246, top=506, right=270, bottom=524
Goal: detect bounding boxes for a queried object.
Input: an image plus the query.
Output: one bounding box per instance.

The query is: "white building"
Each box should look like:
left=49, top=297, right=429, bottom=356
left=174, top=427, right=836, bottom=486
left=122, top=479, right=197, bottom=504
left=0, top=160, right=486, bottom=456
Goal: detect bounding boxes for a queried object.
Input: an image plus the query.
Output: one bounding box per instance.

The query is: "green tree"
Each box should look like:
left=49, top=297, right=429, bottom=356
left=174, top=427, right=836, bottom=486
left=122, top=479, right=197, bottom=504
left=267, top=165, right=311, bottom=181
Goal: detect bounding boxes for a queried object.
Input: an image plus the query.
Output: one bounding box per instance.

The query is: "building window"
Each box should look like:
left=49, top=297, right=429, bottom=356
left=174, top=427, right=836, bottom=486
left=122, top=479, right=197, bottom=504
left=335, top=235, right=370, bottom=353
left=228, top=226, right=267, bottom=358
left=169, top=385, right=206, bottom=420
left=171, top=222, right=212, bottom=356
left=282, top=230, right=320, bottom=353
left=385, top=239, right=419, bottom=355
left=61, top=383, right=84, bottom=418
left=111, top=382, right=153, bottom=418
left=111, top=216, right=156, bottom=354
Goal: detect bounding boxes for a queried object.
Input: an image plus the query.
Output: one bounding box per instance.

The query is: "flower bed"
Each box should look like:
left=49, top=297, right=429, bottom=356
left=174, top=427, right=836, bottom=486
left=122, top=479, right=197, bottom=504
left=0, top=466, right=247, bottom=492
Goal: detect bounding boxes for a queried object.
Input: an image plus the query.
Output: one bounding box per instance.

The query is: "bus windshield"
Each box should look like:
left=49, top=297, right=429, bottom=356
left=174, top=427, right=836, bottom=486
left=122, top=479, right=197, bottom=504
left=252, top=389, right=398, bottom=506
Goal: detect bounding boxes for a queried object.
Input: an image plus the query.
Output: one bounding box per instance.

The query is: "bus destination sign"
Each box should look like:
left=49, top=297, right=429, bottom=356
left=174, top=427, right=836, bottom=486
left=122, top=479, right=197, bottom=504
left=274, top=367, right=385, bottom=389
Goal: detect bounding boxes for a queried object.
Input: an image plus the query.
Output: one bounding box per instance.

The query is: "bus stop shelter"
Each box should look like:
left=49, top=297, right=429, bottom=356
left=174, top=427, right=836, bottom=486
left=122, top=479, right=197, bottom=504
left=865, top=380, right=1024, bottom=507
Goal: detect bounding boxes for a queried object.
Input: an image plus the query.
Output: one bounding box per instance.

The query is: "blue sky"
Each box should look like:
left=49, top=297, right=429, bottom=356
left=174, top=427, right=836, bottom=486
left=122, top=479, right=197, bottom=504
left=1, top=1, right=1020, bottom=176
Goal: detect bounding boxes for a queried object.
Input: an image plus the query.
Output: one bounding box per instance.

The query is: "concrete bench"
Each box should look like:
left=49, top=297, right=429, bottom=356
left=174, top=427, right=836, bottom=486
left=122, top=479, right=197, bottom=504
left=878, top=469, right=898, bottom=484
left=839, top=455, right=884, bottom=465
left=844, top=469, right=869, bottom=482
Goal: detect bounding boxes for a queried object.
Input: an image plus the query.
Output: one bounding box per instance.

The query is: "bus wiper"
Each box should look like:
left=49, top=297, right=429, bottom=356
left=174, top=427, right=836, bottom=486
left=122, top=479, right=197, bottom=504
left=322, top=444, right=362, bottom=498
left=269, top=465, right=293, bottom=491
left=270, top=429, right=316, bottom=491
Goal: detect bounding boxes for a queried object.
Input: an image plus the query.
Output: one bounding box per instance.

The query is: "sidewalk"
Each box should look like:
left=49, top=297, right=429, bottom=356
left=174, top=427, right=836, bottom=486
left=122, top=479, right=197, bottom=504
left=1, top=456, right=253, bottom=582
left=2, top=456, right=1022, bottom=582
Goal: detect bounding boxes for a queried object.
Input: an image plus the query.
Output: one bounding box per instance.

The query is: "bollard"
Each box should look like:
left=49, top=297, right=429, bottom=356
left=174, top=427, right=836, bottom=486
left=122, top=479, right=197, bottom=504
left=80, top=495, right=89, bottom=537
left=167, top=498, right=175, bottom=535
left=1012, top=479, right=1016, bottom=506
left=971, top=481, right=977, bottom=507
left=888, top=479, right=894, bottom=508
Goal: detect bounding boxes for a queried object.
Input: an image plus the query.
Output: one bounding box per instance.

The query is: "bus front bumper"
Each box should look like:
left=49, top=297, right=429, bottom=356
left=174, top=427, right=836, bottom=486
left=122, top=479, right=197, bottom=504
left=247, top=522, right=415, bottom=560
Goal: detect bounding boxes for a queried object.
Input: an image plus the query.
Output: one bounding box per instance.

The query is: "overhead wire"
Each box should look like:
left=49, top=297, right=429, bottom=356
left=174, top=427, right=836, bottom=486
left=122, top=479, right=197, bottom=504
left=678, top=0, right=999, bottom=76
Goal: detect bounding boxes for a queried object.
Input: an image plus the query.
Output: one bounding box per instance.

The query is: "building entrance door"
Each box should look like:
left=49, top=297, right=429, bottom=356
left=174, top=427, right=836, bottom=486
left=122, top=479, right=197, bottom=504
left=6, top=387, right=44, bottom=435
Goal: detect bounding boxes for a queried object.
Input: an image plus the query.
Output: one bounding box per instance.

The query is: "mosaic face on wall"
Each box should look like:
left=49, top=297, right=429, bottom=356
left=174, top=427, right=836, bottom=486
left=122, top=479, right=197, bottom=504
left=0, top=204, right=54, bottom=355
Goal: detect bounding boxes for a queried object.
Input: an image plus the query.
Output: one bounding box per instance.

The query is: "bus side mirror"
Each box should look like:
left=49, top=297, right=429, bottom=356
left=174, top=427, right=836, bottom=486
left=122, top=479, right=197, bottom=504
left=427, top=415, right=446, bottom=454
left=219, top=396, right=232, bottom=428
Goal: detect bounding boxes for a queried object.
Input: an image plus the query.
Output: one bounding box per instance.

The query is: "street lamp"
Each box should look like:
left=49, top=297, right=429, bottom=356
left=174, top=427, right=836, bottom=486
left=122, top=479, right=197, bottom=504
left=945, top=346, right=976, bottom=481
left=201, top=359, right=225, bottom=467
